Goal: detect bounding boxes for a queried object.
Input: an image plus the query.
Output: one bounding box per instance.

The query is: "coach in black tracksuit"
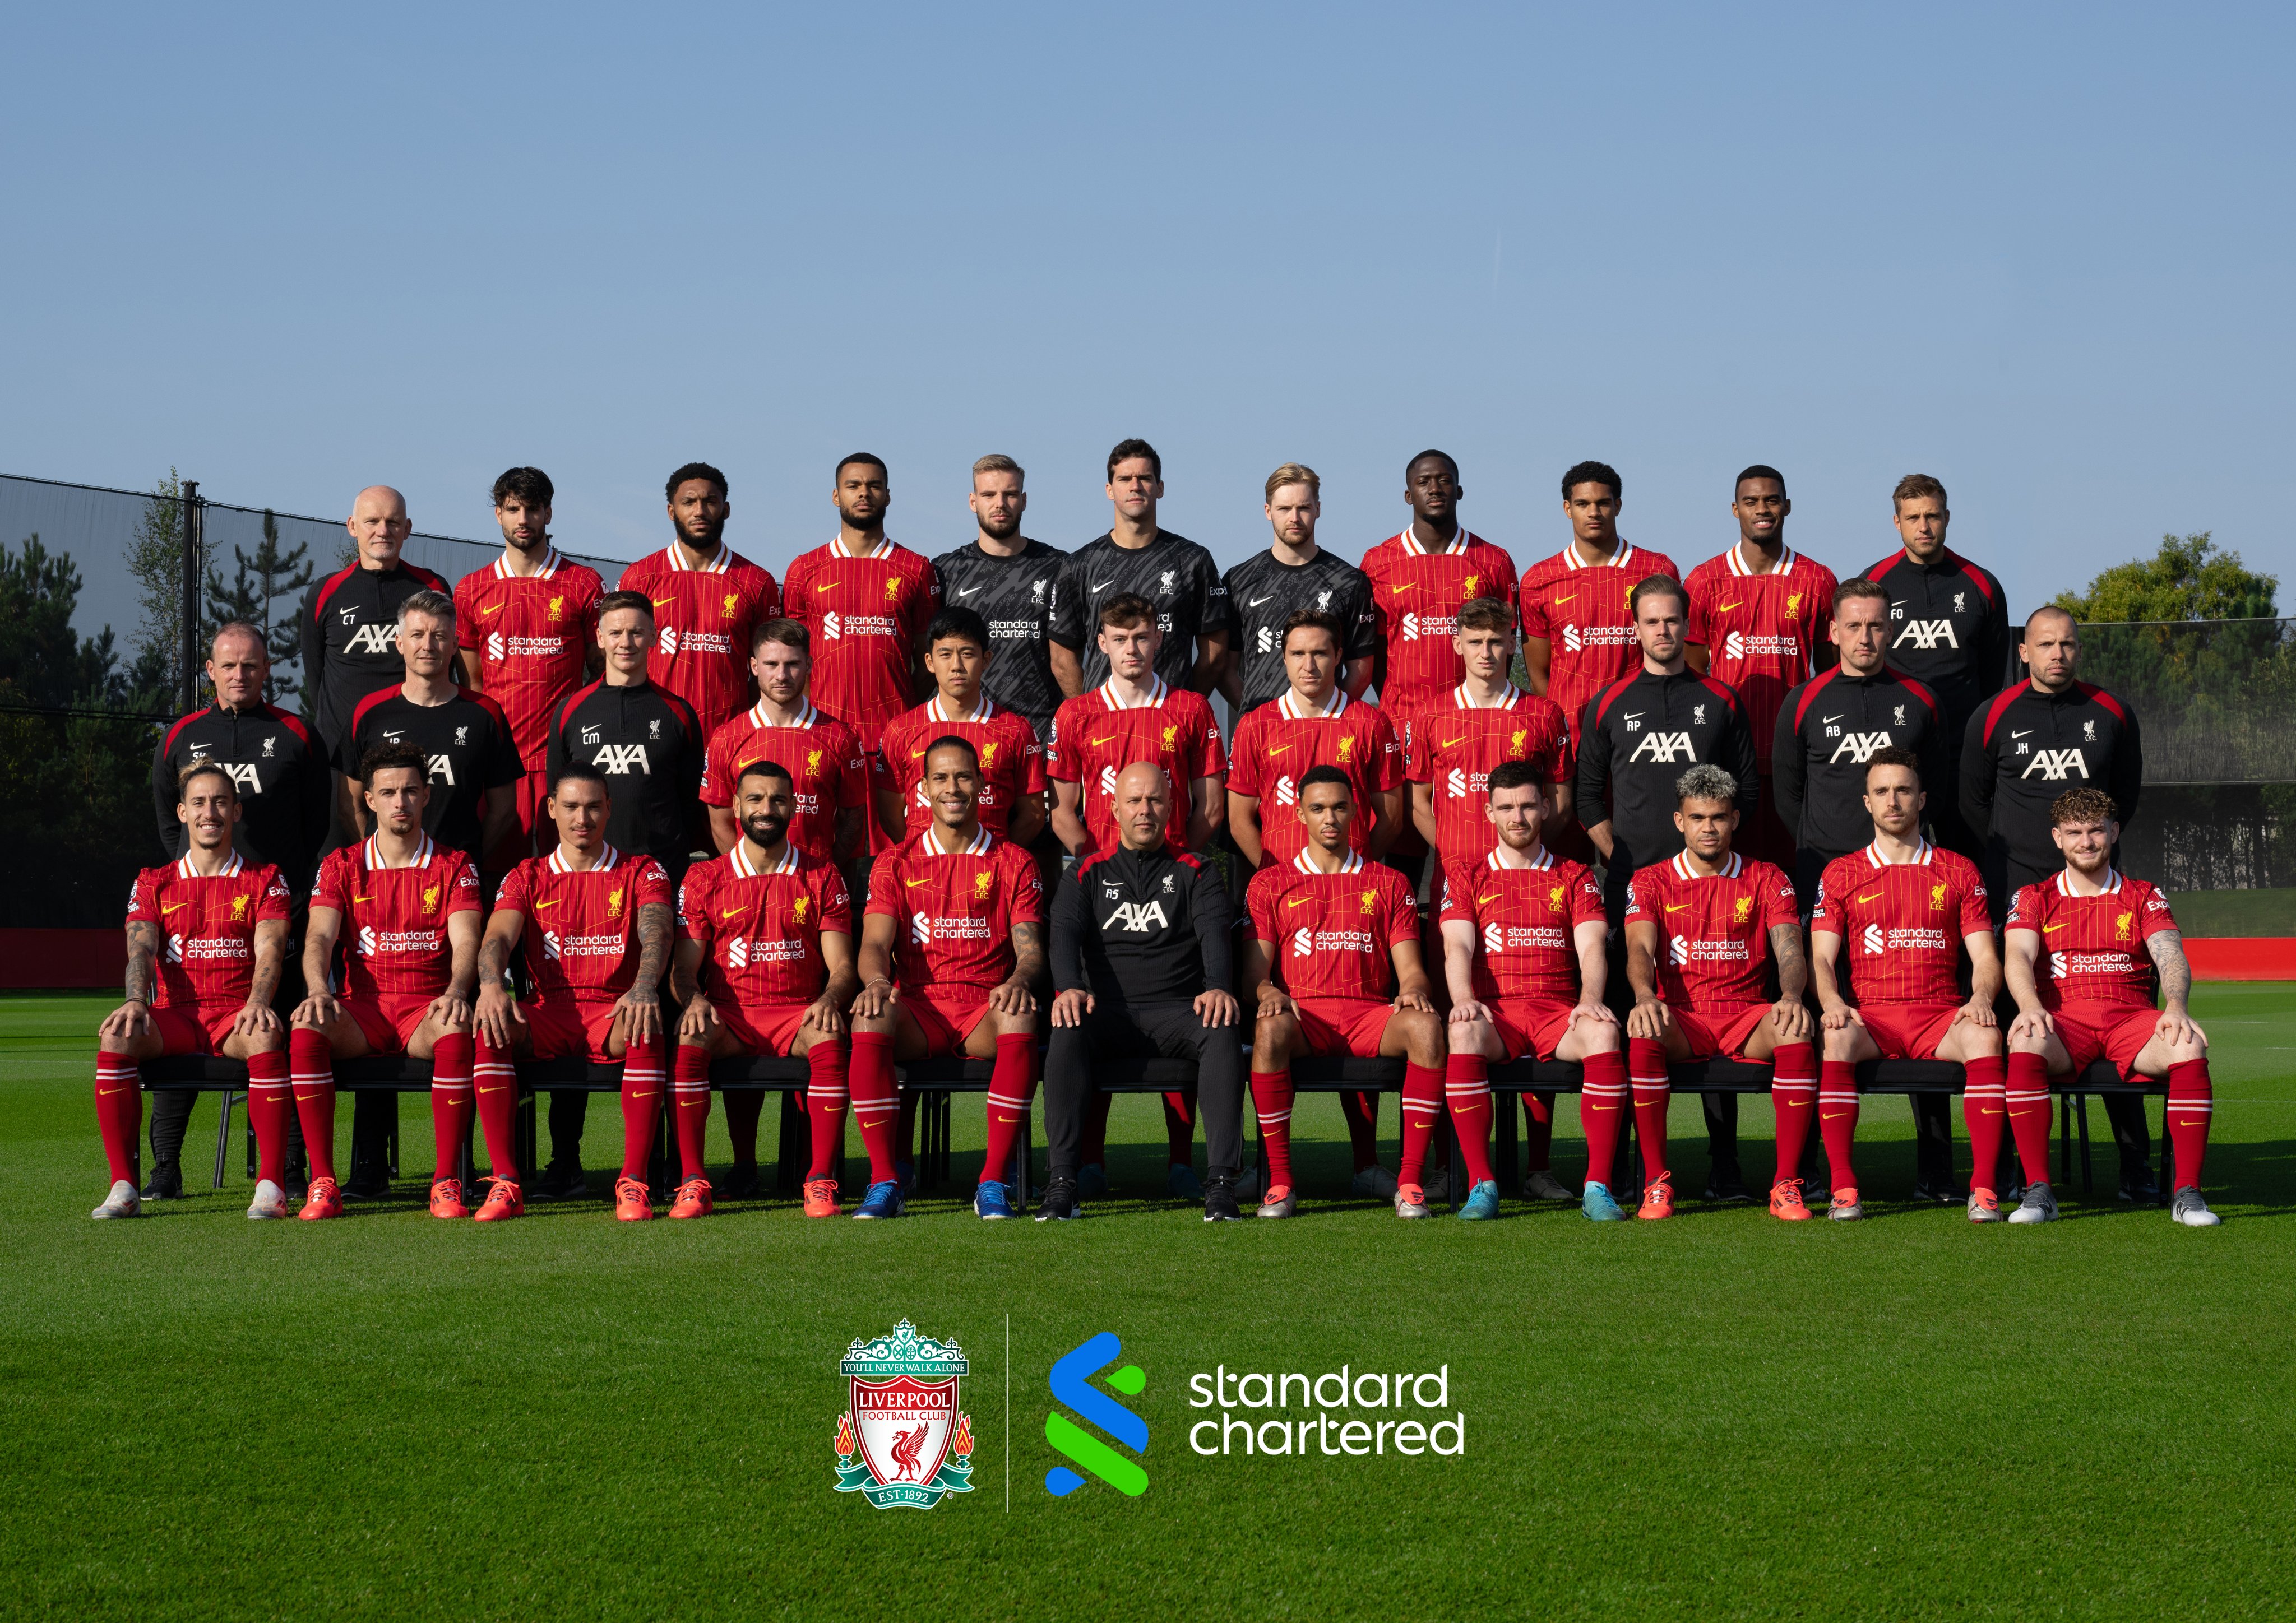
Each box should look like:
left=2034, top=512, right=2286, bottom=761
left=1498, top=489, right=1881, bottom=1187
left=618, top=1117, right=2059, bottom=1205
left=1043, top=761, right=1242, bottom=1219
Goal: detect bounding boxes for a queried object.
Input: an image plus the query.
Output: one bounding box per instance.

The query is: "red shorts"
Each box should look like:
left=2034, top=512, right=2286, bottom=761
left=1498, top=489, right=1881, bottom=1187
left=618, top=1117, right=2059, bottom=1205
left=711, top=1001, right=815, bottom=1055
left=2050, top=1001, right=2162, bottom=1079
left=1486, top=999, right=1579, bottom=1063
left=522, top=999, right=623, bottom=1063
left=1857, top=1003, right=1962, bottom=1061
left=149, top=1001, right=244, bottom=1054
left=342, top=992, right=434, bottom=1055
left=1290, top=996, right=1396, bottom=1058
left=902, top=986, right=993, bottom=1055
left=1670, top=1001, right=1770, bottom=1061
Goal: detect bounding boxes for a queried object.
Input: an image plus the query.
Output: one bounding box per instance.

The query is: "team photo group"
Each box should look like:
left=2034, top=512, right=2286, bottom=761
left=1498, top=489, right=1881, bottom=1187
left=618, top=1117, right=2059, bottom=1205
left=89, top=441, right=2221, bottom=1231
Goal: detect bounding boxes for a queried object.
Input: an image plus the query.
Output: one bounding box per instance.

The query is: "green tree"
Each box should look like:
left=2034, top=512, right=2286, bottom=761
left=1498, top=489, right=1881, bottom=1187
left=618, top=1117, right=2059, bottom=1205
left=2054, top=532, right=2278, bottom=622
left=126, top=468, right=203, bottom=669
left=203, top=508, right=312, bottom=706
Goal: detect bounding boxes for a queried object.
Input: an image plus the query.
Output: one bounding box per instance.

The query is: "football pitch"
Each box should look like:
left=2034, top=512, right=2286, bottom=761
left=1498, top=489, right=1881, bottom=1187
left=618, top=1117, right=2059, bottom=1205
left=4, top=987, right=2293, bottom=1619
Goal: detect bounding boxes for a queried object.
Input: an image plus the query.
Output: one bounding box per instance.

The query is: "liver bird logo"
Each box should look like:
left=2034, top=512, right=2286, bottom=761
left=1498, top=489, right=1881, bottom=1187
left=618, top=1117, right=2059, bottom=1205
left=1462, top=574, right=1480, bottom=599
left=1549, top=883, right=1567, bottom=913
left=1359, top=887, right=1378, bottom=916
left=1929, top=881, right=1948, bottom=911
left=720, top=590, right=739, bottom=619
left=884, top=576, right=904, bottom=602
left=547, top=595, right=565, bottom=622
left=1510, top=729, right=1528, bottom=756
left=979, top=740, right=998, bottom=771
left=974, top=871, right=995, bottom=901
left=2115, top=910, right=2134, bottom=942
left=230, top=894, right=249, bottom=919
left=791, top=896, right=809, bottom=924
left=422, top=884, right=441, bottom=914
left=1733, top=896, right=1754, bottom=925
left=888, top=1424, right=928, bottom=1481
left=1337, top=736, right=1355, bottom=764
left=607, top=887, right=625, bottom=917
left=1161, top=724, right=1179, bottom=751
left=807, top=747, right=825, bottom=776
left=1786, top=591, right=1805, bottom=616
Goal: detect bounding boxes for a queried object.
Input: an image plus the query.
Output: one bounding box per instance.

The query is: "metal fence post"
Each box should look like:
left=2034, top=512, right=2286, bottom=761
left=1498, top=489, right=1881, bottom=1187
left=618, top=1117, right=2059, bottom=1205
left=179, top=479, right=204, bottom=712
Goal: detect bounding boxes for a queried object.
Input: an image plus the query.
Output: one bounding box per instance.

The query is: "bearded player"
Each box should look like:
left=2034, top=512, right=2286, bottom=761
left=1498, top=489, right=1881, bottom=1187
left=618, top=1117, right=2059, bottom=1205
left=473, top=764, right=675, bottom=1222
left=92, top=763, right=293, bottom=1221
left=1808, top=747, right=2003, bottom=1223
left=702, top=620, right=869, bottom=868
left=1244, top=768, right=1442, bottom=1219
left=849, top=737, right=1048, bottom=1221
left=618, top=462, right=782, bottom=737
left=672, top=762, right=858, bottom=1217
left=1359, top=449, right=1519, bottom=726
left=2003, top=787, right=2220, bottom=1227
left=1439, top=762, right=1620, bottom=1222
left=780, top=453, right=942, bottom=742
left=874, top=607, right=1047, bottom=847
left=1619, top=765, right=1813, bottom=1221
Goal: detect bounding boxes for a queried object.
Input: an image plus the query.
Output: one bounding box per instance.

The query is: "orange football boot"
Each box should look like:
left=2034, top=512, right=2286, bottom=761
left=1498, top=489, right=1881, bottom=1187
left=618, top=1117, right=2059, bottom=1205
left=297, top=1176, right=344, bottom=1222
left=428, top=1178, right=470, bottom=1219
left=803, top=1177, right=841, bottom=1218
left=1768, top=1178, right=1812, bottom=1221
left=1635, top=1171, right=1674, bottom=1221
left=667, top=1177, right=713, bottom=1219
left=473, top=1179, right=524, bottom=1223
left=614, top=1175, right=654, bottom=1222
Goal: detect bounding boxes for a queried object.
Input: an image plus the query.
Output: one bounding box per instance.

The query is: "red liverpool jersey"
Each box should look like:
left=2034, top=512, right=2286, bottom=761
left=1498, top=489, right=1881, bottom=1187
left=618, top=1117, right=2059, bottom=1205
left=1248, top=850, right=1418, bottom=1002
left=496, top=845, right=674, bottom=1006
left=617, top=542, right=781, bottom=737
left=677, top=841, right=853, bottom=1008
left=1810, top=841, right=1990, bottom=1006
left=126, top=852, right=292, bottom=1008
left=698, top=701, right=868, bottom=861
left=1045, top=678, right=1227, bottom=855
left=1624, top=850, right=1799, bottom=1008
left=1402, top=685, right=1574, bottom=867
left=1228, top=690, right=1402, bottom=868
left=1684, top=543, right=1837, bottom=766
left=1439, top=847, right=1605, bottom=1004
left=1517, top=541, right=1681, bottom=745
left=864, top=827, right=1045, bottom=996
left=2006, top=869, right=2178, bottom=1011
left=453, top=550, right=605, bottom=768
left=779, top=537, right=941, bottom=735
left=874, top=695, right=1047, bottom=841
left=310, top=836, right=482, bottom=1000
left=1358, top=528, right=1520, bottom=722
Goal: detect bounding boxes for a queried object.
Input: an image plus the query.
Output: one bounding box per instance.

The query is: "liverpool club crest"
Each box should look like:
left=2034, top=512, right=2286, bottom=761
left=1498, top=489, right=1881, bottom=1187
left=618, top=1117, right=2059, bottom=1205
left=833, top=1320, right=975, bottom=1510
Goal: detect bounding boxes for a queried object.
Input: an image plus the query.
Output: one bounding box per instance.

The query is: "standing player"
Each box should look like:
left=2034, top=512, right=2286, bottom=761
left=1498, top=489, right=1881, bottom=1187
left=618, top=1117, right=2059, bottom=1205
left=1439, top=762, right=1622, bottom=1221
left=847, top=738, right=1048, bottom=1221
left=544, top=592, right=706, bottom=875
left=779, top=454, right=941, bottom=743
left=288, top=744, right=488, bottom=1222
left=1243, top=768, right=1443, bottom=1219
left=473, top=764, right=675, bottom=1221
left=1229, top=610, right=1405, bottom=871
left=1047, top=595, right=1227, bottom=859
left=702, top=620, right=869, bottom=866
left=454, top=466, right=605, bottom=861
left=670, top=762, right=858, bottom=1218
left=1808, top=748, right=2005, bottom=1222
left=2003, top=788, right=2220, bottom=1227
left=930, top=455, right=1074, bottom=745
left=1358, top=450, right=1519, bottom=727
left=617, top=462, right=782, bottom=738
left=1221, top=463, right=1378, bottom=714
left=90, top=764, right=293, bottom=1221
left=874, top=608, right=1047, bottom=847
left=1619, top=766, right=1813, bottom=1221
left=1683, top=466, right=1837, bottom=865
left=1047, top=439, right=1230, bottom=696
left=298, top=485, right=452, bottom=762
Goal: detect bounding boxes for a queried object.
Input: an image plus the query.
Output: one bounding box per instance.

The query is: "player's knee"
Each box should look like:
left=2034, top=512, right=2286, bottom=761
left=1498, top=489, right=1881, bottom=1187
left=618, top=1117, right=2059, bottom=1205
left=2167, top=1035, right=2206, bottom=1065
left=1821, top=1027, right=1860, bottom=1062
left=2007, top=1028, right=2047, bottom=1056
left=1579, top=1020, right=1621, bottom=1055
left=1399, top=1010, right=1443, bottom=1064
left=1446, top=1018, right=1488, bottom=1056
left=1964, top=1025, right=2005, bottom=1059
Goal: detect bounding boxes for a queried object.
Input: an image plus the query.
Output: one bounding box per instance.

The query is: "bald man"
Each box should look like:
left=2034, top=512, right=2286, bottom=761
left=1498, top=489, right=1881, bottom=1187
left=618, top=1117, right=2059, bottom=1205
left=1043, top=762, right=1244, bottom=1220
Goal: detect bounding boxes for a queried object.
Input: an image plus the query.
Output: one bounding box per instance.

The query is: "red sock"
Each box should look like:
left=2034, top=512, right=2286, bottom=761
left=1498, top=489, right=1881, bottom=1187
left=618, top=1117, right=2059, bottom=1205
left=473, top=1034, right=519, bottom=1184
left=1340, top=1089, right=1380, bottom=1172
left=848, top=1032, right=899, bottom=1184
left=1250, top=1069, right=1295, bottom=1191
left=2165, top=1058, right=2212, bottom=1189
left=672, top=1045, right=711, bottom=1181
left=978, top=1033, right=1035, bottom=1186
left=1082, top=1089, right=1113, bottom=1166
left=618, top=1037, right=665, bottom=1183
left=1522, top=1090, right=1554, bottom=1173
left=1397, top=1062, right=1445, bottom=1187
left=2002, top=1052, right=2050, bottom=1186
left=721, top=1090, right=766, bottom=1166
left=95, top=1055, right=142, bottom=1185
left=289, top=1027, right=337, bottom=1183
left=806, top=1044, right=849, bottom=1179
left=1579, top=1049, right=1628, bottom=1188
left=1769, top=1042, right=1816, bottom=1188
left=429, top=1032, right=475, bottom=1184
left=1445, top=1054, right=1495, bottom=1187
left=246, top=1050, right=291, bottom=1186
left=1628, top=1037, right=1671, bottom=1182
left=1163, top=1089, right=1197, bottom=1167
left=1817, top=1057, right=1859, bottom=1192
left=1964, top=1056, right=2007, bottom=1193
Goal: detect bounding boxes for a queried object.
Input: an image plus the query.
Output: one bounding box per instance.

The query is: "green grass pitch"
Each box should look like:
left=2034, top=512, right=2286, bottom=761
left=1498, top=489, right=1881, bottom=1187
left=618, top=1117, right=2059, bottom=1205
left=4, top=986, right=2293, bottom=1619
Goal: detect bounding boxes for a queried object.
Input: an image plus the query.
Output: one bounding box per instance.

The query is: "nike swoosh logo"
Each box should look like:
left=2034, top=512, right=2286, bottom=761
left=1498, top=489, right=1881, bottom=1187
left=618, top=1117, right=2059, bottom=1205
left=722, top=907, right=743, bottom=920
left=1664, top=903, right=1688, bottom=913
left=1822, top=714, right=1844, bottom=724
left=1266, top=745, right=1293, bottom=757
left=382, top=731, right=404, bottom=741
left=352, top=894, right=373, bottom=904
left=1091, top=579, right=1114, bottom=591
left=478, top=1086, right=508, bottom=1095
left=957, top=586, right=983, bottom=596
left=2010, top=730, right=2031, bottom=739
left=1822, top=1111, right=1850, bottom=1120
left=293, top=1092, right=325, bottom=1102
left=534, top=900, right=562, bottom=910
left=651, top=596, right=674, bottom=607
left=1981, top=1109, right=2002, bottom=1116
left=1248, top=595, right=1275, bottom=608
left=905, top=878, right=931, bottom=888
left=1441, top=734, right=1466, bottom=749
left=1088, top=735, right=1113, bottom=746
left=628, top=1091, right=657, bottom=1100
left=1622, top=712, right=1644, bottom=723
left=1856, top=892, right=1881, bottom=904
left=482, top=602, right=506, bottom=615
left=2043, top=923, right=2070, bottom=934
left=1286, top=897, right=1313, bottom=908
left=1719, top=601, right=1742, bottom=611
left=1390, top=583, right=1415, bottom=596
left=161, top=901, right=188, bottom=914
left=99, top=1086, right=131, bottom=1097
left=1477, top=893, right=1497, bottom=907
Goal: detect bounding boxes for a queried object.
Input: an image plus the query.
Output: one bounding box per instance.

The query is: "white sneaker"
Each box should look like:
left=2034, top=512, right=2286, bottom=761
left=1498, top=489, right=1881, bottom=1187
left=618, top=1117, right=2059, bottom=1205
left=1233, top=1167, right=1263, bottom=1202
left=1524, top=1169, right=1573, bottom=1202
left=1351, top=1165, right=1399, bottom=1199
left=2172, top=1188, right=2221, bottom=1227
left=91, top=1180, right=141, bottom=1220
left=2006, top=1183, right=2058, bottom=1225
left=246, top=1179, right=289, bottom=1221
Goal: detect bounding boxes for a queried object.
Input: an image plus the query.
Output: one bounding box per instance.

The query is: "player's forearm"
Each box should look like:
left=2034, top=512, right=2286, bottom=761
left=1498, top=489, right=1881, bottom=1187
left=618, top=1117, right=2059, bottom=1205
left=476, top=927, right=516, bottom=990
left=1968, top=952, right=2003, bottom=1010
left=1010, top=796, right=1046, bottom=847
left=1048, top=643, right=1085, bottom=699
left=1192, top=779, right=1224, bottom=840
left=300, top=930, right=337, bottom=998
left=123, top=924, right=159, bottom=1005
left=1410, top=786, right=1439, bottom=850
left=633, top=905, right=673, bottom=994
left=1770, top=925, right=1808, bottom=1004
left=1341, top=660, right=1373, bottom=701
left=1010, top=923, right=1047, bottom=989
left=2002, top=944, right=2043, bottom=1013
left=2149, top=932, right=2191, bottom=1009
left=445, top=935, right=480, bottom=1001
left=1187, top=636, right=1224, bottom=696
left=1625, top=942, right=1660, bottom=1004
left=459, top=653, right=484, bottom=692
left=247, top=944, right=285, bottom=1009
left=708, top=806, right=738, bottom=855
left=1368, top=792, right=1406, bottom=859
left=872, top=790, right=906, bottom=843
left=1521, top=639, right=1551, bottom=697
left=1576, top=940, right=1608, bottom=1007
left=1584, top=818, right=1615, bottom=861
left=669, top=942, right=704, bottom=1009
left=1052, top=803, right=1091, bottom=856
left=1809, top=936, right=1845, bottom=1010
left=1683, top=643, right=1710, bottom=675
left=1440, top=931, right=1477, bottom=1008
left=1228, top=796, right=1263, bottom=867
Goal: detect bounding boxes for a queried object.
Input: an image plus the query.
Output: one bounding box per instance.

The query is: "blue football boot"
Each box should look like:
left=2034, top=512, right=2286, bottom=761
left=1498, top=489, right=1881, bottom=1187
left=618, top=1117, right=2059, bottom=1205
left=1457, top=1179, right=1502, bottom=1221
left=853, top=1180, right=905, bottom=1220
left=1581, top=1181, right=1627, bottom=1221
left=974, top=1181, right=1015, bottom=1220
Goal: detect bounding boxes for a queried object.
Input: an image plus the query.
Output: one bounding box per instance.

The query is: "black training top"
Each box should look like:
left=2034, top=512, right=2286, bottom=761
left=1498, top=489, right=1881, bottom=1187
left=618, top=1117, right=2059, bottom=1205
left=1220, top=547, right=1381, bottom=713
left=1048, top=530, right=1232, bottom=692
left=1771, top=666, right=1947, bottom=860
left=1862, top=546, right=2013, bottom=742
left=1051, top=841, right=1233, bottom=1007
left=150, top=701, right=332, bottom=885
left=1576, top=667, right=1759, bottom=894
left=543, top=678, right=706, bottom=874
left=1960, top=681, right=2142, bottom=873
left=928, top=538, right=1072, bottom=739
left=298, top=559, right=454, bottom=752
left=338, top=684, right=522, bottom=860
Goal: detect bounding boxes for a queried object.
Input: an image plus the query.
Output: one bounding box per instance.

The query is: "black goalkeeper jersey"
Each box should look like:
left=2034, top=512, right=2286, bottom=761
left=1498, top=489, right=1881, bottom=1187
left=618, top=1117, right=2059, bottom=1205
left=1220, top=546, right=1380, bottom=713
left=1048, top=530, right=1232, bottom=693
left=928, top=538, right=1072, bottom=738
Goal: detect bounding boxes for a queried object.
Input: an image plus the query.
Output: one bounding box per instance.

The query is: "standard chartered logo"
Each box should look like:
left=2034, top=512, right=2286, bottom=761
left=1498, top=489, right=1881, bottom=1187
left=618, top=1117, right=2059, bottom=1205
left=1044, top=1332, right=1147, bottom=1497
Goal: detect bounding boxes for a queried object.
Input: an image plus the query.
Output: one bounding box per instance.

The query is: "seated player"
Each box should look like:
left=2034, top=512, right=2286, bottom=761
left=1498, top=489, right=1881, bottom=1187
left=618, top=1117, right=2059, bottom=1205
left=1808, top=746, right=2004, bottom=1223
left=473, top=763, right=675, bottom=1222
left=2003, top=787, right=2220, bottom=1227
left=670, top=761, right=858, bottom=1218
left=91, top=763, right=293, bottom=1221
left=290, top=743, right=487, bottom=1221
left=874, top=606, right=1047, bottom=848
left=849, top=736, right=1047, bottom=1221
left=1243, top=766, right=1443, bottom=1219
left=1438, top=761, right=1619, bottom=1222
left=1621, top=764, right=1813, bottom=1222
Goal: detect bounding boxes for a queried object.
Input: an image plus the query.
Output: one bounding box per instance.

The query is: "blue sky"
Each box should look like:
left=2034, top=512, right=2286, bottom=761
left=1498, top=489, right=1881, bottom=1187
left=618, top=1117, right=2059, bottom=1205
left=6, top=2, right=2292, bottom=619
